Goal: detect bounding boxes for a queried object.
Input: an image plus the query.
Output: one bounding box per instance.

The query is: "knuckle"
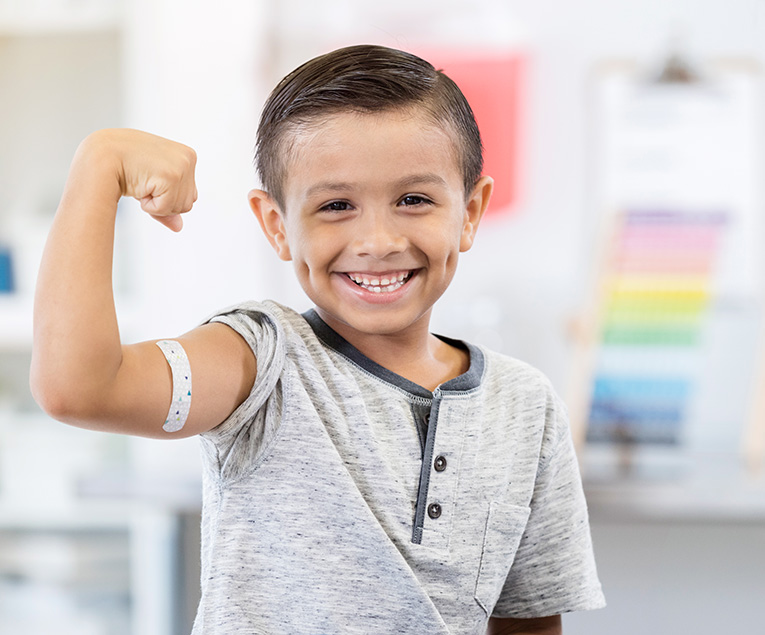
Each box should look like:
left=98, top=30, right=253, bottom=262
left=163, top=165, right=185, bottom=183
left=184, top=147, right=197, bottom=167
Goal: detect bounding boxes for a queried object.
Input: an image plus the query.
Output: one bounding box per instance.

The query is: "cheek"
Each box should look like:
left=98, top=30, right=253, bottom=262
left=415, top=239, right=460, bottom=278
left=425, top=222, right=464, bottom=260
left=290, top=225, right=343, bottom=268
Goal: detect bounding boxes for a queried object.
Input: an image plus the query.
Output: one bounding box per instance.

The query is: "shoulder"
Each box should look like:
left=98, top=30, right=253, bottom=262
left=196, top=301, right=313, bottom=454
left=480, top=346, right=560, bottom=405
left=204, top=299, right=299, bottom=330
left=202, top=300, right=315, bottom=348
left=478, top=347, right=570, bottom=468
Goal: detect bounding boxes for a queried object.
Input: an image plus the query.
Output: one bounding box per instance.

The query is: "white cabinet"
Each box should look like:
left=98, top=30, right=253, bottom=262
left=0, top=508, right=132, bottom=635
left=0, top=3, right=142, bottom=634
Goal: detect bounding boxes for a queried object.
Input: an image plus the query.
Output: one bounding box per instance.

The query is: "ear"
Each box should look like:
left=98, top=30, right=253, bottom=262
left=249, top=189, right=292, bottom=261
left=460, top=176, right=494, bottom=252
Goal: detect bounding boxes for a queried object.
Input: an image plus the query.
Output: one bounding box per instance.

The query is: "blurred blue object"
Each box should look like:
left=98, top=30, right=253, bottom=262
left=0, top=245, right=14, bottom=293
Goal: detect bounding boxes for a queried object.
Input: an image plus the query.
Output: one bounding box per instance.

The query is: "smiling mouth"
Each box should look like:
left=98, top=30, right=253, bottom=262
left=345, top=270, right=414, bottom=293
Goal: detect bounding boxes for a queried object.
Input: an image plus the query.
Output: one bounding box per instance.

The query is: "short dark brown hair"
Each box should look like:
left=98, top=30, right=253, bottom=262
left=255, top=44, right=483, bottom=209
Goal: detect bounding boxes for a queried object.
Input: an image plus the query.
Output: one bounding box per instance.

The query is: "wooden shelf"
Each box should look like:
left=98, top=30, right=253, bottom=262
left=584, top=451, right=765, bottom=523
left=0, top=500, right=132, bottom=531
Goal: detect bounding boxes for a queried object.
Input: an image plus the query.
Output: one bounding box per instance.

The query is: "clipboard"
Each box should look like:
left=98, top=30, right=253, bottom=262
left=568, top=51, right=763, bottom=473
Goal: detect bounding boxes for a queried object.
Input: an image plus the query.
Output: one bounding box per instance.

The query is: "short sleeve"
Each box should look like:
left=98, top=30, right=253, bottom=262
left=491, top=392, right=606, bottom=618
left=198, top=302, right=286, bottom=483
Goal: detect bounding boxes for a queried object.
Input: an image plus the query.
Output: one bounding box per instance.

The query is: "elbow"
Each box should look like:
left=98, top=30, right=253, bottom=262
left=30, top=364, right=100, bottom=425
left=30, top=374, right=75, bottom=423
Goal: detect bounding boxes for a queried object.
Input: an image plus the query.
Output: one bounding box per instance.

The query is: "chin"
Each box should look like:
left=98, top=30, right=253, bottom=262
left=326, top=305, right=430, bottom=338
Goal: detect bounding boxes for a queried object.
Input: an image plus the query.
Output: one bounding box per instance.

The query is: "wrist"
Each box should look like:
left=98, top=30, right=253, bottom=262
left=69, top=129, right=126, bottom=205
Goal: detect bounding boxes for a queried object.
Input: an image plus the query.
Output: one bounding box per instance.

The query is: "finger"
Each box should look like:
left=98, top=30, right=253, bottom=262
left=139, top=194, right=165, bottom=216
left=141, top=192, right=194, bottom=216
left=183, top=193, right=197, bottom=213
left=152, top=213, right=184, bottom=232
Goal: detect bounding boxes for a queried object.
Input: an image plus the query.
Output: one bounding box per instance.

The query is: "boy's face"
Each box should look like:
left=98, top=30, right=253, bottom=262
left=251, top=108, right=492, bottom=346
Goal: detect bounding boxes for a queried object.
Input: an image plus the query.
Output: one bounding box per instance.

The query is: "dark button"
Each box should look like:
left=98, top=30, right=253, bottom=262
left=423, top=413, right=430, bottom=425
left=434, top=455, right=447, bottom=472
left=427, top=503, right=442, bottom=519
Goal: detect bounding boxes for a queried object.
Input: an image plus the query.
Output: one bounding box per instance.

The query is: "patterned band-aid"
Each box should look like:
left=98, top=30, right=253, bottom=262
left=156, top=340, right=192, bottom=433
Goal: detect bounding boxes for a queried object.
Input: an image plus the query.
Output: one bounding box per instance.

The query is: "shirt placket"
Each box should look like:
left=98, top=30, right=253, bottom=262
left=411, top=391, right=466, bottom=550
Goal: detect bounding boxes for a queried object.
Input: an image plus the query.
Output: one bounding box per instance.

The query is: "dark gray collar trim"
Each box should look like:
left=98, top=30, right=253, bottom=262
left=301, top=309, right=484, bottom=397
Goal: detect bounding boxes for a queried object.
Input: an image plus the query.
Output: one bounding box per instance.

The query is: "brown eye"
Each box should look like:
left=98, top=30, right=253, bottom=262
left=321, top=201, right=351, bottom=212
left=399, top=195, right=432, bottom=207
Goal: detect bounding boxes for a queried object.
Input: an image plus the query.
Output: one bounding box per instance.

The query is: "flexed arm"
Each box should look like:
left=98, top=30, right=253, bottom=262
left=30, top=129, right=255, bottom=438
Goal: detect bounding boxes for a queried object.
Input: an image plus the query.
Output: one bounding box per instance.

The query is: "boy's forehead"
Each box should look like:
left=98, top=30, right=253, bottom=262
left=283, top=109, right=463, bottom=193
left=290, top=107, right=452, bottom=146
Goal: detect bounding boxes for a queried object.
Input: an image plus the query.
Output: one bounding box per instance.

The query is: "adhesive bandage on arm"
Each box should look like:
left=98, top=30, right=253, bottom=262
left=156, top=340, right=192, bottom=433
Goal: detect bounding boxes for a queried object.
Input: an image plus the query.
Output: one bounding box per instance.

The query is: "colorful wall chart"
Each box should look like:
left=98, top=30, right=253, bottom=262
left=587, top=209, right=728, bottom=444
left=567, top=57, right=761, bottom=456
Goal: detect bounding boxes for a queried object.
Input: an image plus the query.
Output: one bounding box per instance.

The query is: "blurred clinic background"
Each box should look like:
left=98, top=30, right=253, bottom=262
left=2, top=0, right=765, bottom=633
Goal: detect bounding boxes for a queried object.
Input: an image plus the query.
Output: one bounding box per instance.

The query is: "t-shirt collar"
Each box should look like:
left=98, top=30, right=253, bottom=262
left=301, top=309, right=485, bottom=397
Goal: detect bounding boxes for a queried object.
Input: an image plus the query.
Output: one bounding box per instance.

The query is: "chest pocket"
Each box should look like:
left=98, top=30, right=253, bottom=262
left=474, top=501, right=531, bottom=615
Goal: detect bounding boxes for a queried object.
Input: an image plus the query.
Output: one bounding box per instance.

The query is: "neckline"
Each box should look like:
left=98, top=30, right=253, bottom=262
left=301, top=309, right=484, bottom=398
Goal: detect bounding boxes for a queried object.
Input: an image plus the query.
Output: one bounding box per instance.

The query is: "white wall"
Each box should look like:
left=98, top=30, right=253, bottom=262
left=119, top=0, right=273, bottom=336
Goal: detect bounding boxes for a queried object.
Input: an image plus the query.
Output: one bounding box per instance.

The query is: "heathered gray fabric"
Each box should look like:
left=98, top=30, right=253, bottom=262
left=192, top=300, right=605, bottom=634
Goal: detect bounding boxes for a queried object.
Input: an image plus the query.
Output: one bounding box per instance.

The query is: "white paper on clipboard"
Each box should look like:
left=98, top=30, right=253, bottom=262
left=594, top=61, right=762, bottom=298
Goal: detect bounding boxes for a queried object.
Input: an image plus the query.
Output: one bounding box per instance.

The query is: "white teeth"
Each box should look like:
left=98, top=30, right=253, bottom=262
left=346, top=270, right=413, bottom=293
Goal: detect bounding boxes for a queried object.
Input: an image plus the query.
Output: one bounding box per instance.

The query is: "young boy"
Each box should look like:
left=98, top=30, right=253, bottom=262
left=31, top=45, right=604, bottom=634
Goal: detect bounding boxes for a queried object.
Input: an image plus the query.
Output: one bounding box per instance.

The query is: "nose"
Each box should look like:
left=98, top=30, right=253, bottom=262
left=352, top=210, right=407, bottom=259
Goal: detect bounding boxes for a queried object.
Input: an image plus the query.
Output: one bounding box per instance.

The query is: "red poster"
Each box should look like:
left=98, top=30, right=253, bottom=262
left=425, top=52, right=524, bottom=217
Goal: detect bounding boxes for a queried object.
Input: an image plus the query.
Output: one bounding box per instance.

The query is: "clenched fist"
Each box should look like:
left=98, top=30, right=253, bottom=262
left=79, top=128, right=198, bottom=231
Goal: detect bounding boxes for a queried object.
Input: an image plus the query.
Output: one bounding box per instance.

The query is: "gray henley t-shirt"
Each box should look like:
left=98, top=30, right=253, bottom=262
left=191, top=300, right=605, bottom=634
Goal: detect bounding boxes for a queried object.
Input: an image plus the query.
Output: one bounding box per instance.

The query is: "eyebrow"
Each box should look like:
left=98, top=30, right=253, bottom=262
left=395, top=173, right=449, bottom=189
left=304, top=173, right=449, bottom=198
